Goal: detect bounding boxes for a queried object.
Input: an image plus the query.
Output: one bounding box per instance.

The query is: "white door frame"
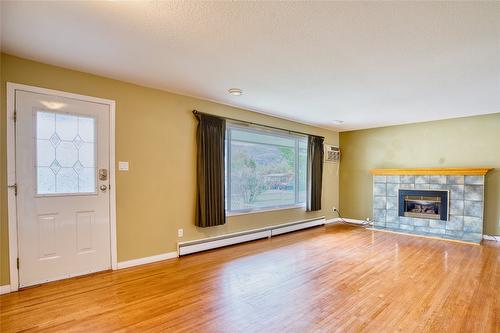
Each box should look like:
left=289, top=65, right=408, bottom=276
left=6, top=82, right=117, bottom=292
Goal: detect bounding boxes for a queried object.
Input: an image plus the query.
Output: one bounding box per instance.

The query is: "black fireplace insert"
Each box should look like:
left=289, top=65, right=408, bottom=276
left=398, top=189, right=448, bottom=221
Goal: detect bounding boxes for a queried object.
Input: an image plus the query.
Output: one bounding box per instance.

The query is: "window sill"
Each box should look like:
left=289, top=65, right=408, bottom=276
left=226, top=204, right=306, bottom=217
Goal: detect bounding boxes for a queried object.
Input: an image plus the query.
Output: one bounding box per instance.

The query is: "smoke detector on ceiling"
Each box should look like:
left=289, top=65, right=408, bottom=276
left=228, top=88, right=243, bottom=96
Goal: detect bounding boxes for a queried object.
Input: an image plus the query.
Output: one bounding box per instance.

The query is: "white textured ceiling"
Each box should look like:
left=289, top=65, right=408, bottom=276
left=1, top=1, right=499, bottom=131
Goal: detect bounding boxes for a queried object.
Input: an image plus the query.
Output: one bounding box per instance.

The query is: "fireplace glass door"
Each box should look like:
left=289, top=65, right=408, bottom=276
left=398, top=190, right=448, bottom=221
left=403, top=195, right=441, bottom=219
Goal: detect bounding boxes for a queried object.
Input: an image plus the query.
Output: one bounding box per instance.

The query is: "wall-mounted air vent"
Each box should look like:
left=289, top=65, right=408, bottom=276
left=324, top=145, right=340, bottom=163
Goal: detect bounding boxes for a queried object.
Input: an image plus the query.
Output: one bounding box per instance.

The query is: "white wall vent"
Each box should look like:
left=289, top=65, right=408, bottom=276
left=324, top=145, right=340, bottom=163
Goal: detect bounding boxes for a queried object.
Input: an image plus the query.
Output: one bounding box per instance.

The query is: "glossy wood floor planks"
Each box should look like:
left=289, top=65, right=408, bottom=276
left=1, top=224, right=499, bottom=332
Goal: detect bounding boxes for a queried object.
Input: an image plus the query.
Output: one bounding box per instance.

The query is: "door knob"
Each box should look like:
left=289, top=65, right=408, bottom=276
left=100, top=185, right=108, bottom=192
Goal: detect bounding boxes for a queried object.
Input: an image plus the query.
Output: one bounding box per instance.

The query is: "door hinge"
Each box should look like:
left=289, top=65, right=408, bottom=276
left=8, top=184, right=17, bottom=196
left=7, top=184, right=17, bottom=195
left=16, top=258, right=19, bottom=270
left=13, top=110, right=17, bottom=123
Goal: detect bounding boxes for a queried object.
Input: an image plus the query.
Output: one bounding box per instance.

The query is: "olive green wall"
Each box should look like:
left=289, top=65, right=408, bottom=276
left=0, top=54, right=339, bottom=285
left=339, top=114, right=500, bottom=235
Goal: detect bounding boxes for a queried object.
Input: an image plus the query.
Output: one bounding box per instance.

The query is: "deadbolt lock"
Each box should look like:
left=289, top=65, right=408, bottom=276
left=99, top=169, right=108, bottom=181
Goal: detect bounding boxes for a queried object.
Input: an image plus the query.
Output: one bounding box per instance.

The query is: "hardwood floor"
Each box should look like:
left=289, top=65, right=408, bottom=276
left=1, top=224, right=499, bottom=332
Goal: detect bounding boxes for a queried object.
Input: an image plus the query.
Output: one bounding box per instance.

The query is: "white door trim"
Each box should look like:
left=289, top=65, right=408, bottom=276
left=6, top=82, right=117, bottom=292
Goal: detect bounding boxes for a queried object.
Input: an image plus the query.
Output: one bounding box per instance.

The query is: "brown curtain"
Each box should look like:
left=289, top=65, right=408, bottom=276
left=195, top=113, right=226, bottom=227
left=306, top=135, right=324, bottom=211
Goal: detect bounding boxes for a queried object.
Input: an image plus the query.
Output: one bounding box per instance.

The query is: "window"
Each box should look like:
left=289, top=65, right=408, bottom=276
left=36, top=111, right=96, bottom=195
left=226, top=123, right=307, bottom=213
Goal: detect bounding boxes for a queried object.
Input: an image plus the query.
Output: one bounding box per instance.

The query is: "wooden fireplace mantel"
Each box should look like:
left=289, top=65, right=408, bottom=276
left=369, top=167, right=492, bottom=176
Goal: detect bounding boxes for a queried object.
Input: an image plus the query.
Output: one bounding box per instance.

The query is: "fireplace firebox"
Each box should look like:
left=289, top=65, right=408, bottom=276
left=398, top=190, right=448, bottom=221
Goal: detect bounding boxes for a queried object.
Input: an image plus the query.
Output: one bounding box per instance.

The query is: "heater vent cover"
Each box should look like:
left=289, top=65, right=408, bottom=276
left=324, top=145, right=340, bottom=163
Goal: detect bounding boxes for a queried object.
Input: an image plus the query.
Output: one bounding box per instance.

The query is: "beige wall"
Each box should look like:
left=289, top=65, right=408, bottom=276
left=0, top=54, right=339, bottom=285
left=339, top=114, right=500, bottom=235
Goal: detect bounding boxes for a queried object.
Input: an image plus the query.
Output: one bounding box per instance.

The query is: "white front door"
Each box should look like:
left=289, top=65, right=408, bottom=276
left=15, top=90, right=112, bottom=288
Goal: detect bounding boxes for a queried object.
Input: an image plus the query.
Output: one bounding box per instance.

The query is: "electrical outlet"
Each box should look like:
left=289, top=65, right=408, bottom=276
left=177, top=229, right=184, bottom=237
left=332, top=207, right=337, bottom=212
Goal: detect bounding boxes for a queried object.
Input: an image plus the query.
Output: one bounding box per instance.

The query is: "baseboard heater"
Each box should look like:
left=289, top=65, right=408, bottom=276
left=178, top=216, right=325, bottom=256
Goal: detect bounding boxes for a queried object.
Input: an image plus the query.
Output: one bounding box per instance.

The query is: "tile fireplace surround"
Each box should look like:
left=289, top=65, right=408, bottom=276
left=370, top=168, right=492, bottom=243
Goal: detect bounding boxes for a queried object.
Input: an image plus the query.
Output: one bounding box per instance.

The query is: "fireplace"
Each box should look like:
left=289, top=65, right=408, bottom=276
left=371, top=170, right=489, bottom=243
left=398, top=190, right=448, bottom=221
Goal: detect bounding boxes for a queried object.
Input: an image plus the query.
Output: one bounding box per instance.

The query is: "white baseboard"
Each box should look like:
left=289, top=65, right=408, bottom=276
left=178, top=217, right=326, bottom=256
left=483, top=235, right=500, bottom=242
left=328, top=218, right=499, bottom=242
left=117, top=251, right=178, bottom=270
left=326, top=218, right=370, bottom=226
left=0, top=285, right=11, bottom=295
left=179, top=230, right=271, bottom=256
left=271, top=218, right=326, bottom=236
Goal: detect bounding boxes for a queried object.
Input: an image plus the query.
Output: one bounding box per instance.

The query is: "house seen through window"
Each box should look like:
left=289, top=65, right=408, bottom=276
left=226, top=123, right=307, bottom=213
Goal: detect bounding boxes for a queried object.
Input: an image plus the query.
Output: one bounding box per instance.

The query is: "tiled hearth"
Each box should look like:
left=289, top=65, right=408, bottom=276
left=370, top=168, right=491, bottom=243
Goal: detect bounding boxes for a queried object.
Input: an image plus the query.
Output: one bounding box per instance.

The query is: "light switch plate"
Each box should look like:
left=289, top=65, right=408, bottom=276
left=118, top=161, right=129, bottom=171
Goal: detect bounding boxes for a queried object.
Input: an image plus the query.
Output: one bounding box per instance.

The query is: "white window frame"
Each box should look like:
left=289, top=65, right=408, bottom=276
left=225, top=123, right=307, bottom=215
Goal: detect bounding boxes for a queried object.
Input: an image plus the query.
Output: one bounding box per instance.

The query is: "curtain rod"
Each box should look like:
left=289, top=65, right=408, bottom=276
left=192, top=110, right=324, bottom=139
